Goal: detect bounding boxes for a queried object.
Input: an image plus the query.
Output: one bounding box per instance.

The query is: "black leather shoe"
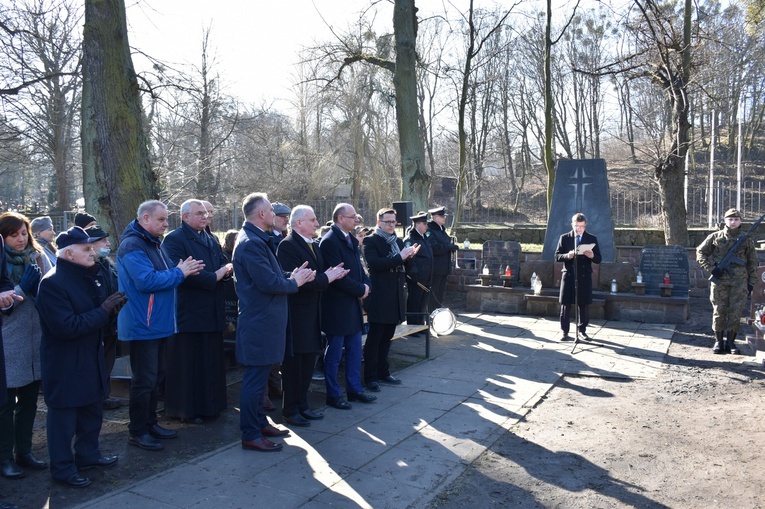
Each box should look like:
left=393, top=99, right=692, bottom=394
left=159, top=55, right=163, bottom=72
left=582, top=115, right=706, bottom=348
left=0, top=460, right=25, bottom=480
left=347, top=392, right=377, bottom=403
left=326, top=397, right=352, bottom=410
left=282, top=413, right=311, bottom=427
left=379, top=375, right=401, bottom=385
left=15, top=453, right=47, bottom=470
left=54, top=473, right=91, bottom=488
left=300, top=409, right=324, bottom=420
left=128, top=434, right=164, bottom=451
left=366, top=381, right=381, bottom=392
left=560, top=334, right=572, bottom=342
left=77, top=455, right=118, bottom=471
left=148, top=424, right=178, bottom=439
left=579, top=331, right=590, bottom=340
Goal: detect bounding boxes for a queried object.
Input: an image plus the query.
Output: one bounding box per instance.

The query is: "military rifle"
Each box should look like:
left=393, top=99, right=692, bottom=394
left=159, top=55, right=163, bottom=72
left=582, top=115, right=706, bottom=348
left=709, top=212, right=765, bottom=284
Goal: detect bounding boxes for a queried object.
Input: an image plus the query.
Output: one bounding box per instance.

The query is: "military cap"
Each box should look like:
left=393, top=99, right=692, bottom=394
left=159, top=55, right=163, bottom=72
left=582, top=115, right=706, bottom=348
left=724, top=208, right=742, bottom=218
left=428, top=206, right=447, bottom=217
left=410, top=211, right=428, bottom=223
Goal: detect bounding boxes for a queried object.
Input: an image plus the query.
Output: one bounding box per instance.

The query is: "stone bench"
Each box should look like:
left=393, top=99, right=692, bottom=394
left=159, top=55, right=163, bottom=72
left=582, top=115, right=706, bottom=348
left=523, top=293, right=606, bottom=320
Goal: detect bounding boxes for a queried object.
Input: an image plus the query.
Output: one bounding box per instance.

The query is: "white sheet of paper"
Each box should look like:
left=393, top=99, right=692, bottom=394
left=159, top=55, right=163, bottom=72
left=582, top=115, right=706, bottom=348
left=576, top=243, right=595, bottom=254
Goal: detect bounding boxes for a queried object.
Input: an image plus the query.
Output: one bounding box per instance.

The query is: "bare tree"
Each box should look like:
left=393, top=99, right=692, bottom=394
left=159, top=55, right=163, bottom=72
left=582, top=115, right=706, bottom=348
left=81, top=0, right=157, bottom=237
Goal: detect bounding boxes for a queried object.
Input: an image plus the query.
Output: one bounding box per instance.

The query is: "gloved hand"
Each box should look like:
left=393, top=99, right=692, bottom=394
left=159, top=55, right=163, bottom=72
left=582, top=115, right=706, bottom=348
left=19, top=263, right=42, bottom=297
left=101, top=291, right=127, bottom=316
left=711, top=266, right=723, bottom=279
left=748, top=283, right=754, bottom=295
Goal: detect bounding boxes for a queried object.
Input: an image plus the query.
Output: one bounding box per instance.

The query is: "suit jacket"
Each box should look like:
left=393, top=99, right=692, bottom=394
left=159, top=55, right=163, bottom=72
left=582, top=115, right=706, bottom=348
left=277, top=232, right=330, bottom=354
left=554, top=230, right=602, bottom=304
left=233, top=222, right=298, bottom=366
left=363, top=233, right=407, bottom=324
left=319, top=224, right=370, bottom=336
left=426, top=221, right=458, bottom=275
left=36, top=258, right=111, bottom=408
left=162, top=221, right=228, bottom=333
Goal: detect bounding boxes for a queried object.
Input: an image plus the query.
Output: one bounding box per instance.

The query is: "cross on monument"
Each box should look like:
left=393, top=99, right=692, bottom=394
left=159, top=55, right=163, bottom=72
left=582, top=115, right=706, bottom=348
left=568, top=166, right=594, bottom=212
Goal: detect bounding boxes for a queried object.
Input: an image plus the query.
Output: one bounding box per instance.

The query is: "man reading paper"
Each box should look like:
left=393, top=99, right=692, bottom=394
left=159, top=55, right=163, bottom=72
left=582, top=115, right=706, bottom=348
left=554, top=213, right=602, bottom=341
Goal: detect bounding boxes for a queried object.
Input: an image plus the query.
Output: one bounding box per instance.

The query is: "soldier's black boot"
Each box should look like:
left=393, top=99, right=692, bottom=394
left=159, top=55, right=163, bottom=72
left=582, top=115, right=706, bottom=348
left=713, top=331, right=725, bottom=354
left=726, top=331, right=739, bottom=355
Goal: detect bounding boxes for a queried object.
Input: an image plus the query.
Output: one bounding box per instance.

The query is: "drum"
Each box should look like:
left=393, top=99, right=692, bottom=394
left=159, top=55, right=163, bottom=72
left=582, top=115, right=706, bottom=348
left=430, top=307, right=456, bottom=336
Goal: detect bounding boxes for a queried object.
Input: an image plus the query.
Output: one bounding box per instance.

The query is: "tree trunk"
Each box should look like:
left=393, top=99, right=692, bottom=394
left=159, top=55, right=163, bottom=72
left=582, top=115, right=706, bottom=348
left=393, top=0, right=430, bottom=212
left=81, top=0, right=156, bottom=240
left=543, top=0, right=555, bottom=211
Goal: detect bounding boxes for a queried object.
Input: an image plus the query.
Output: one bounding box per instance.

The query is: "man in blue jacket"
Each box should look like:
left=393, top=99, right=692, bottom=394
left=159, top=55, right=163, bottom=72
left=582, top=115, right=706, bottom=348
left=117, top=200, right=204, bottom=451
left=233, top=193, right=314, bottom=452
left=37, top=227, right=126, bottom=488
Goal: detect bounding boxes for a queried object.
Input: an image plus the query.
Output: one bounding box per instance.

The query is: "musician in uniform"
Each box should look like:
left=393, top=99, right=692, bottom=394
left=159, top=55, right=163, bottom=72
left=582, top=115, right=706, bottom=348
left=426, top=207, right=458, bottom=312
left=403, top=212, right=433, bottom=328
left=696, top=208, right=758, bottom=354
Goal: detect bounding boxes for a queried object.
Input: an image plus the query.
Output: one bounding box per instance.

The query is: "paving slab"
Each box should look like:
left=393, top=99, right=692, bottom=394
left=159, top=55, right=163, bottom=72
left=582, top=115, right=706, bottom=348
left=74, top=312, right=676, bottom=509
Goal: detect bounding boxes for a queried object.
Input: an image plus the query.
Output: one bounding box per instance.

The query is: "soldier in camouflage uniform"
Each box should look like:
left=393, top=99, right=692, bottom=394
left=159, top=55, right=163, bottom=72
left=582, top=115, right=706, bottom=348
left=696, top=208, right=758, bottom=354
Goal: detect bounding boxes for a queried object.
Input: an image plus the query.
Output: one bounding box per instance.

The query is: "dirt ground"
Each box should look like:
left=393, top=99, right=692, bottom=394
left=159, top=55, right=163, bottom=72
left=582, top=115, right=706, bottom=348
left=4, top=298, right=765, bottom=509
left=428, top=298, right=765, bottom=509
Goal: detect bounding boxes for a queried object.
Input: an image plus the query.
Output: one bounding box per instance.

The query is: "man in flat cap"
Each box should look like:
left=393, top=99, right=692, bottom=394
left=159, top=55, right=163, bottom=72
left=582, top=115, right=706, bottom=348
left=30, top=216, right=57, bottom=267
left=426, top=207, right=458, bottom=312
left=37, top=227, right=126, bottom=488
left=697, top=208, right=758, bottom=354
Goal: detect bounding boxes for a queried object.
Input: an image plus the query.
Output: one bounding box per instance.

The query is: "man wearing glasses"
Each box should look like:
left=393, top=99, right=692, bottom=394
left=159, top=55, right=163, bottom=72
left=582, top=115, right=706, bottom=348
left=319, top=203, right=376, bottom=410
left=362, top=208, right=418, bottom=391
left=161, top=199, right=233, bottom=424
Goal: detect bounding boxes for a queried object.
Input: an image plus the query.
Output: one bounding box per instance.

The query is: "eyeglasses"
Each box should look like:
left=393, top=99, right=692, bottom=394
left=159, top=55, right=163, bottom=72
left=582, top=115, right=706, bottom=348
left=380, top=220, right=396, bottom=225
left=192, top=211, right=209, bottom=217
left=341, top=215, right=357, bottom=220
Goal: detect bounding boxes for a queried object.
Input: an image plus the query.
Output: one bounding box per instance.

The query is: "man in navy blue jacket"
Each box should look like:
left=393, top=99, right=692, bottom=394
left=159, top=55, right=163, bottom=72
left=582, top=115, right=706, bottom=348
left=37, top=227, right=126, bottom=488
left=233, top=193, right=314, bottom=452
left=117, top=200, right=204, bottom=452
left=320, top=203, right=376, bottom=410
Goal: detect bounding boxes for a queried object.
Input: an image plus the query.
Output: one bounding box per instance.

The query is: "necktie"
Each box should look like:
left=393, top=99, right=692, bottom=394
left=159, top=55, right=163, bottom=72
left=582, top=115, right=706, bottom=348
left=309, top=242, right=316, bottom=256
left=576, top=235, right=581, bottom=245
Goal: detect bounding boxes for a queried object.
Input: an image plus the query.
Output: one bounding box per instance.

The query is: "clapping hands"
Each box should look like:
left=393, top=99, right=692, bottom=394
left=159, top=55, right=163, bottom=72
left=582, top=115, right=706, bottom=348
left=325, top=262, right=350, bottom=283
left=291, top=261, right=316, bottom=286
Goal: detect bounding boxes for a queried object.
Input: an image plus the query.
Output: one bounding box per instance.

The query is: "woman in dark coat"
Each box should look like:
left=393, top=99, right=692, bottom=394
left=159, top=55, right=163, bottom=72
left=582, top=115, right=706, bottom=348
left=361, top=209, right=418, bottom=391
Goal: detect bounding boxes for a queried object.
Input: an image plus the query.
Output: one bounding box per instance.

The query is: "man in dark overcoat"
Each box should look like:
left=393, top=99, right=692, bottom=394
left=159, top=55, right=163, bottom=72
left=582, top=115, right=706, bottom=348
left=233, top=193, right=314, bottom=452
left=319, top=203, right=375, bottom=410
left=161, top=199, right=233, bottom=423
left=403, top=212, right=434, bottom=327
left=276, top=205, right=348, bottom=427
left=426, top=207, right=458, bottom=312
left=362, top=208, right=418, bottom=391
left=554, top=212, right=602, bottom=341
left=36, top=227, right=126, bottom=488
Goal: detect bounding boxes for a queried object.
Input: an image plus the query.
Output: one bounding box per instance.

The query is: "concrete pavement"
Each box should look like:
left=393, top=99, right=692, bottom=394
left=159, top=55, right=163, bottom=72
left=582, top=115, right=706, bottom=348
left=75, top=312, right=675, bottom=509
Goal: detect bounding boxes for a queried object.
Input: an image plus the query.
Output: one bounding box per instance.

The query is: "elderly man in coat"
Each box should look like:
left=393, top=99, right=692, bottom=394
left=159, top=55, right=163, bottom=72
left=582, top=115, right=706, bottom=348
left=161, top=199, right=233, bottom=423
left=233, top=193, right=314, bottom=452
left=36, top=227, right=126, bottom=488
left=276, top=205, right=348, bottom=427
left=362, top=208, right=418, bottom=392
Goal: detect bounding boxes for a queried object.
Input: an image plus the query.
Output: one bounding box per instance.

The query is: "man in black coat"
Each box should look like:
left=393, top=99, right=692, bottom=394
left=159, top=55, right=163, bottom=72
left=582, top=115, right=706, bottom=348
left=36, top=227, right=126, bottom=488
left=161, top=199, right=233, bottom=423
left=276, top=205, right=348, bottom=427
left=554, top=212, right=602, bottom=341
left=362, top=208, right=418, bottom=391
left=319, top=203, right=375, bottom=410
left=426, top=207, right=458, bottom=312
left=403, top=212, right=434, bottom=327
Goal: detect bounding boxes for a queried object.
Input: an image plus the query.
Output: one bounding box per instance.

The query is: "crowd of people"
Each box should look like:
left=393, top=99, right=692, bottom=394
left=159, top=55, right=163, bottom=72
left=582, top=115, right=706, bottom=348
left=0, top=197, right=460, bottom=507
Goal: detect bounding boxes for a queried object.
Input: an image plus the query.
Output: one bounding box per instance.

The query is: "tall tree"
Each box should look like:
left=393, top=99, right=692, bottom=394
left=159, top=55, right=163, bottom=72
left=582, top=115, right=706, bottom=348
left=81, top=0, right=156, bottom=237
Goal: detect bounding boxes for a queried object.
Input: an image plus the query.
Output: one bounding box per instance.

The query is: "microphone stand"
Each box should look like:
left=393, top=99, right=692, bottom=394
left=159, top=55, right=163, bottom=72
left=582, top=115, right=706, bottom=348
left=571, top=231, right=580, bottom=354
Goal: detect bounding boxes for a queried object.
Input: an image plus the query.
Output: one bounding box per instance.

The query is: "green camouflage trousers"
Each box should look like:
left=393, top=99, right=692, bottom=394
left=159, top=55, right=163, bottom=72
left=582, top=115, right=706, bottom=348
left=710, top=280, right=748, bottom=333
